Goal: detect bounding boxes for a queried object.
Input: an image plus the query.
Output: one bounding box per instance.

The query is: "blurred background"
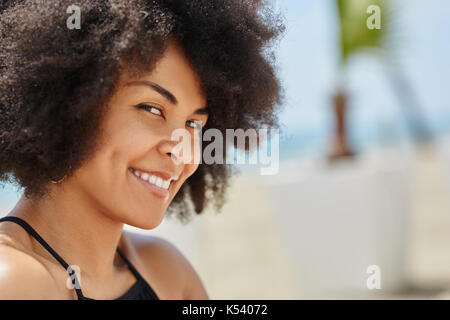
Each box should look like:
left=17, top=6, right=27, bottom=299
left=1, top=0, right=450, bottom=299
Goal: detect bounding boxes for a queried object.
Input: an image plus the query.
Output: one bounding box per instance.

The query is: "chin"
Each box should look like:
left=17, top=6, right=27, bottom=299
left=127, top=210, right=165, bottom=230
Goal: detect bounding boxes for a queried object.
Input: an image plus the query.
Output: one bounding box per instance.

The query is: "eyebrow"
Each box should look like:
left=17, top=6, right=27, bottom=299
left=125, top=80, right=209, bottom=115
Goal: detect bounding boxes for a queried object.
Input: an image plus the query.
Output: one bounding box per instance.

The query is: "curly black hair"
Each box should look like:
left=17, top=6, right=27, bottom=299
left=0, top=0, right=284, bottom=222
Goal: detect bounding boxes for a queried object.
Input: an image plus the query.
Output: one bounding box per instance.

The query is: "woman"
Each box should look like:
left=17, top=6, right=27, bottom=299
left=0, top=0, right=283, bottom=299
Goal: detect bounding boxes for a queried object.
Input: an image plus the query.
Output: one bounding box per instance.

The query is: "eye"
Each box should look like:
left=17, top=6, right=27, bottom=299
left=137, top=104, right=165, bottom=119
left=186, top=120, right=203, bottom=130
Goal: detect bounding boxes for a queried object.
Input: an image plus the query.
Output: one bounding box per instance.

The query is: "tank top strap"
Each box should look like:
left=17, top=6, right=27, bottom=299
left=116, top=246, right=144, bottom=281
left=0, top=215, right=85, bottom=300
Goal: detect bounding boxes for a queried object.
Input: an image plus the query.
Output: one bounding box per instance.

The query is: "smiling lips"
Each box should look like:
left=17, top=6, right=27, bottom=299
left=129, top=167, right=179, bottom=199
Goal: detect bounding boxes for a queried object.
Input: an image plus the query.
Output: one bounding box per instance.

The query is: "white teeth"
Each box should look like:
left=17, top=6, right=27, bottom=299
left=132, top=169, right=172, bottom=190
left=156, top=177, right=163, bottom=188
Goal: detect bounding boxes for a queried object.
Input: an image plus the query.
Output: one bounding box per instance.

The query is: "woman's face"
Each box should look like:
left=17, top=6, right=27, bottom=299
left=70, top=40, right=208, bottom=229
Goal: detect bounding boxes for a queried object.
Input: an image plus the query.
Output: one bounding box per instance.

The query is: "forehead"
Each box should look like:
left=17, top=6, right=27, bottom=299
left=119, top=40, right=206, bottom=109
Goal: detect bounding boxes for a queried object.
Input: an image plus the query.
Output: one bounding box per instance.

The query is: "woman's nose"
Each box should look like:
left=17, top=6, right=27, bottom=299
left=157, top=118, right=201, bottom=164
left=158, top=128, right=201, bottom=165
left=158, top=139, right=183, bottom=165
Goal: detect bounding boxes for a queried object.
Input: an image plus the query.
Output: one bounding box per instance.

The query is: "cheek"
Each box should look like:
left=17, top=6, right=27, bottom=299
left=184, top=163, right=200, bottom=179
left=78, top=130, right=153, bottom=192
left=109, top=124, right=160, bottom=164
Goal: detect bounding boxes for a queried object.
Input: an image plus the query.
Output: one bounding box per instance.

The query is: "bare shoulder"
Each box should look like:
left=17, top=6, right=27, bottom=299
left=0, top=244, right=61, bottom=299
left=124, top=231, right=209, bottom=300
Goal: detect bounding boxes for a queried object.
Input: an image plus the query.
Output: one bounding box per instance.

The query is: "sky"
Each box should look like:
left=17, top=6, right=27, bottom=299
left=275, top=0, right=450, bottom=157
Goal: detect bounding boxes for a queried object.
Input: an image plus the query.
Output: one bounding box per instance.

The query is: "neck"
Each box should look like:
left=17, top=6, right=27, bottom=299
left=10, top=183, right=125, bottom=284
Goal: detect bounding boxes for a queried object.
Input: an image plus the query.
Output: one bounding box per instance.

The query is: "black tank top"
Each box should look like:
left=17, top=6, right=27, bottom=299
left=0, top=216, right=160, bottom=300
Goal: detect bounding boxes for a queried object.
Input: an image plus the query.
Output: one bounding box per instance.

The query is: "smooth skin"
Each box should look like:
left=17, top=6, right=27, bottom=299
left=0, top=39, right=209, bottom=299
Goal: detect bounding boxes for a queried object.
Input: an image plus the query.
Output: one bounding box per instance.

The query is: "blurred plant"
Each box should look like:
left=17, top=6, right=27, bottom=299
left=338, top=0, right=386, bottom=63
left=330, top=0, right=431, bottom=160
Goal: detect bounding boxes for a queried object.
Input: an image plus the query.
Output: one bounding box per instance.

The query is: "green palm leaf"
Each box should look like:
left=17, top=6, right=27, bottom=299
left=336, top=0, right=389, bottom=64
